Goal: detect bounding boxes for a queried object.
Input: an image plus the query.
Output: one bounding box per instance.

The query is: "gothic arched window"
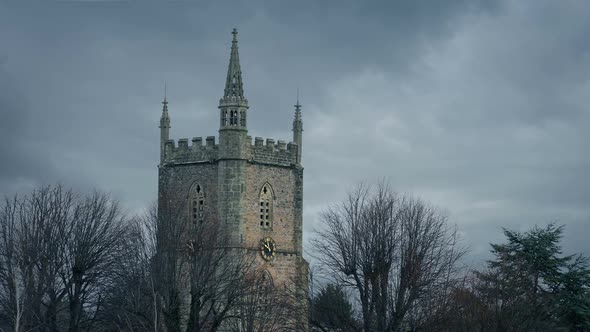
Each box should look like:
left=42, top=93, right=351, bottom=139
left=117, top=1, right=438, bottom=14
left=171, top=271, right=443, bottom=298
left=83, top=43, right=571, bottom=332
left=230, top=110, right=238, bottom=126
left=259, top=183, right=273, bottom=229
left=222, top=110, right=228, bottom=127
left=258, top=270, right=274, bottom=306
left=240, top=110, right=246, bottom=127
left=189, top=183, right=206, bottom=224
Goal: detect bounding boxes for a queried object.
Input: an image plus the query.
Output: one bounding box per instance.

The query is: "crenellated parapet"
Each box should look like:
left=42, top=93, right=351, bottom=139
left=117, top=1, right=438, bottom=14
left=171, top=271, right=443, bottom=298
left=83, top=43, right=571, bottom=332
left=163, top=136, right=218, bottom=164
left=249, top=136, right=298, bottom=167
left=162, top=135, right=298, bottom=167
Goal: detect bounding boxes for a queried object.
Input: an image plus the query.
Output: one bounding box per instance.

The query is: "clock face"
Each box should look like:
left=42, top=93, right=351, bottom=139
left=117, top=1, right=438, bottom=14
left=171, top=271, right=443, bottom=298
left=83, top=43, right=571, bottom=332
left=260, top=237, right=277, bottom=260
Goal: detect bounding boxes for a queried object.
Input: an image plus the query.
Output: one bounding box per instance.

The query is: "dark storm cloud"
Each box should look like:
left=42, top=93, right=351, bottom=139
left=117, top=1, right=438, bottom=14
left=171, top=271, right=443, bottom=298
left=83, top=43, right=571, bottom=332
left=297, top=0, right=590, bottom=261
left=0, top=63, right=61, bottom=193
left=0, top=0, right=588, bottom=261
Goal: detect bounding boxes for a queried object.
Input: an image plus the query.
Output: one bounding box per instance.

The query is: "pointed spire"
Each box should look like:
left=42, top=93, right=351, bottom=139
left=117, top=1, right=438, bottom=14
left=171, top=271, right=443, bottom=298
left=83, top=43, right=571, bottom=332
left=163, top=83, right=168, bottom=109
left=222, top=28, right=246, bottom=102
left=293, top=90, right=303, bottom=164
left=159, top=83, right=171, bottom=164
left=160, top=83, right=170, bottom=127
left=294, top=88, right=302, bottom=123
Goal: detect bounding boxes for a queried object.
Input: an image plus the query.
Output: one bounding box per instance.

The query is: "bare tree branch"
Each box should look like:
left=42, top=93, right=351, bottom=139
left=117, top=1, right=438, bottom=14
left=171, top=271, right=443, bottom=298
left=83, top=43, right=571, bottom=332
left=312, top=180, right=466, bottom=332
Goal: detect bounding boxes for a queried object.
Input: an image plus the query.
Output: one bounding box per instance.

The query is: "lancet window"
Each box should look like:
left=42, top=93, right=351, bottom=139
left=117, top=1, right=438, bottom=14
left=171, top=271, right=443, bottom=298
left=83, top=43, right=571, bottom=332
left=240, top=110, right=246, bottom=127
left=230, top=110, right=238, bottom=126
left=259, top=183, right=273, bottom=229
left=258, top=270, right=274, bottom=306
left=222, top=110, right=228, bottom=126
left=189, top=183, right=206, bottom=224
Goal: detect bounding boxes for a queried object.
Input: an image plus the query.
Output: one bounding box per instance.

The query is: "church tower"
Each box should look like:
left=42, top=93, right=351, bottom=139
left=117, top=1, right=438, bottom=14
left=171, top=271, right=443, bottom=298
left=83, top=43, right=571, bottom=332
left=157, top=29, right=308, bottom=331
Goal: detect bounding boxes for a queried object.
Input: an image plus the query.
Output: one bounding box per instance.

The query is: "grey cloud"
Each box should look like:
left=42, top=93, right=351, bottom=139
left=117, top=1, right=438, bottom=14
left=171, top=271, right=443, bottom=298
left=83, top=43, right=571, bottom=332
left=0, top=64, right=61, bottom=194
left=0, top=0, right=588, bottom=262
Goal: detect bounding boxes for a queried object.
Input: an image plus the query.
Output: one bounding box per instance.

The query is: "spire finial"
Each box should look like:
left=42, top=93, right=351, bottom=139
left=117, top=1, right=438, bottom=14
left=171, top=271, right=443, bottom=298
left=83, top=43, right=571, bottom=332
left=294, top=90, right=302, bottom=123
left=294, top=88, right=302, bottom=112
left=163, top=82, right=168, bottom=104
left=161, top=82, right=169, bottom=116
left=293, top=90, right=303, bottom=164
left=222, top=28, right=246, bottom=101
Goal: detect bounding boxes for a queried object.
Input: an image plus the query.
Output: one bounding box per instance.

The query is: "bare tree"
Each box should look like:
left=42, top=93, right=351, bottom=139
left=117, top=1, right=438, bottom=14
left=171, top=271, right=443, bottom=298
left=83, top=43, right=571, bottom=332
left=0, top=185, right=76, bottom=331
left=59, top=191, right=127, bottom=332
left=184, top=219, right=255, bottom=332
left=225, top=272, right=307, bottom=332
left=95, top=205, right=160, bottom=331
left=154, top=185, right=192, bottom=332
left=312, top=181, right=466, bottom=332
left=0, top=195, right=26, bottom=331
left=97, top=195, right=260, bottom=332
left=154, top=185, right=258, bottom=332
left=100, top=195, right=259, bottom=332
left=0, top=185, right=130, bottom=332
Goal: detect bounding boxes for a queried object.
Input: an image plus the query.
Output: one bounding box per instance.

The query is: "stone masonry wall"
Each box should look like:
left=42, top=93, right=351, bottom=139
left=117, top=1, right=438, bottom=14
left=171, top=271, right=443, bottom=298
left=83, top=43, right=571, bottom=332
left=249, top=137, right=298, bottom=166
left=159, top=133, right=308, bottom=330
left=158, top=162, right=220, bottom=229
left=217, top=159, right=247, bottom=246
left=242, top=162, right=305, bottom=291
left=164, top=136, right=219, bottom=164
left=163, top=136, right=298, bottom=167
left=243, top=163, right=298, bottom=253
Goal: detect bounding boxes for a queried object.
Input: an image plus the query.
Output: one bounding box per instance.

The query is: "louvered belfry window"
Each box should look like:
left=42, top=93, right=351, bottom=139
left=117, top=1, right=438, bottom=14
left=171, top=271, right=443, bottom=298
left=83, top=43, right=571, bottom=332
left=259, top=184, right=273, bottom=229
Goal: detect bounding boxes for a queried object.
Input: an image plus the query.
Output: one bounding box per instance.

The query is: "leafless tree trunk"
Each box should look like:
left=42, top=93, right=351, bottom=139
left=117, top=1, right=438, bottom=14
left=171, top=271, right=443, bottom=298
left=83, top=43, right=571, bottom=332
left=0, top=185, right=130, bottom=332
left=90, top=202, right=162, bottom=332
left=0, top=195, right=25, bottom=332
left=61, top=191, right=127, bottom=332
left=224, top=272, right=307, bottom=332
left=93, top=194, right=188, bottom=332
left=154, top=184, right=258, bottom=332
left=154, top=187, right=191, bottom=332
left=0, top=185, right=76, bottom=331
left=312, top=180, right=466, bottom=332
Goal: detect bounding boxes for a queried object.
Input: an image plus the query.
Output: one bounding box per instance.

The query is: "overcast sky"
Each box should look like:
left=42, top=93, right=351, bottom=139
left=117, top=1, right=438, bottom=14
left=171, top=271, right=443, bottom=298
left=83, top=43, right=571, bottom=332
left=1, top=0, right=589, bottom=265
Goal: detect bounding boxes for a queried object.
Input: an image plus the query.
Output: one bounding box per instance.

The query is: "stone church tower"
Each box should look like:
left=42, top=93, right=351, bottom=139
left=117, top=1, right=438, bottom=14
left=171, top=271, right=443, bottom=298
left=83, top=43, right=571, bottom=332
left=157, top=29, right=308, bottom=330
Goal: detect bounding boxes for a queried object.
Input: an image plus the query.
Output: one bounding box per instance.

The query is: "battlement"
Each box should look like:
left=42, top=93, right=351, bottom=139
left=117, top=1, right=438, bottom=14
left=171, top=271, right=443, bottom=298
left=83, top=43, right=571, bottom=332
left=162, top=135, right=299, bottom=167
left=163, top=136, right=219, bottom=164
left=249, top=136, right=298, bottom=167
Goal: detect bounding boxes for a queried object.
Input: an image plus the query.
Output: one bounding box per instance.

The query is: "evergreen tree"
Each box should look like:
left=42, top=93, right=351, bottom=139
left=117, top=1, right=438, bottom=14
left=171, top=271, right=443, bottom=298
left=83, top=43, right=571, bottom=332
left=311, top=284, right=359, bottom=332
left=475, top=224, right=590, bottom=331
